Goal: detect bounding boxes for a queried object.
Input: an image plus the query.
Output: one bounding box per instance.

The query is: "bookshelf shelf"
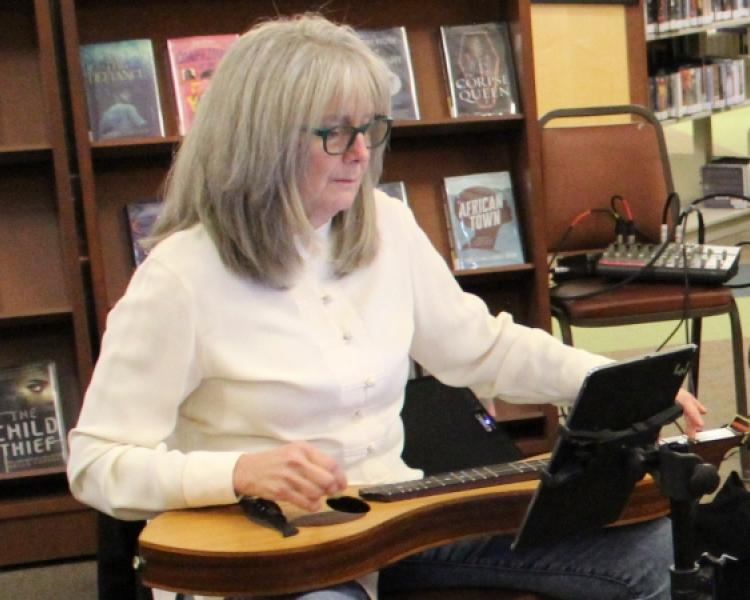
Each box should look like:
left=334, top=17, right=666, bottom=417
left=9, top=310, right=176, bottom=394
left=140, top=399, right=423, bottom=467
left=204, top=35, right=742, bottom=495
left=0, top=144, right=53, bottom=165
left=647, top=15, right=750, bottom=41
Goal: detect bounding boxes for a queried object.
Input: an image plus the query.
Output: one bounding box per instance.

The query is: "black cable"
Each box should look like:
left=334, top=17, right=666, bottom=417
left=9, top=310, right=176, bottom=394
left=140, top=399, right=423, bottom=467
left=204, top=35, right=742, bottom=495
left=663, top=191, right=682, bottom=228
left=547, top=208, right=617, bottom=270
left=653, top=215, right=697, bottom=393
left=551, top=241, right=671, bottom=301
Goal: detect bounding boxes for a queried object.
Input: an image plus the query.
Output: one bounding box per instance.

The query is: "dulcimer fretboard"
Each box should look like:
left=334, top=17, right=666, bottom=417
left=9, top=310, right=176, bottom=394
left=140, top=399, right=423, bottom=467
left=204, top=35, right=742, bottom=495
left=359, top=419, right=750, bottom=503
left=359, top=458, right=549, bottom=502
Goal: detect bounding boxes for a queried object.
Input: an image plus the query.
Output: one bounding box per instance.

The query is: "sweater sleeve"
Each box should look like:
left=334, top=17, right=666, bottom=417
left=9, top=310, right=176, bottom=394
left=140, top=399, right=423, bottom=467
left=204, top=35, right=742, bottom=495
left=401, top=208, right=611, bottom=405
left=67, top=258, right=242, bottom=520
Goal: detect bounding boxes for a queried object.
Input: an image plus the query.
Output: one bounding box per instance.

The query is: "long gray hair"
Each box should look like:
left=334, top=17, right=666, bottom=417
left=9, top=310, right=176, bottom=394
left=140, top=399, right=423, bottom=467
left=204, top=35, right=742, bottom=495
left=149, top=14, right=392, bottom=287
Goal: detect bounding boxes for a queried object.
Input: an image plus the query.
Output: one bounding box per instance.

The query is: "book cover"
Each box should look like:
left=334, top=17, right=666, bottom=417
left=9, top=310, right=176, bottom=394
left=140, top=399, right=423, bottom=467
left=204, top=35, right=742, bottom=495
left=356, top=27, right=420, bottom=120
left=166, top=34, right=239, bottom=135
left=377, top=180, right=409, bottom=206
left=126, top=200, right=162, bottom=266
left=443, top=171, right=524, bottom=271
left=440, top=22, right=520, bottom=118
left=80, top=39, right=165, bottom=141
left=0, top=361, right=66, bottom=475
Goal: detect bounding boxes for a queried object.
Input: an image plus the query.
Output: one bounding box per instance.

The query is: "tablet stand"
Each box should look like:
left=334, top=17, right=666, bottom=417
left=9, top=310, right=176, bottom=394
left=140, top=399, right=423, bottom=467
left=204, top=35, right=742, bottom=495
left=513, top=404, right=731, bottom=600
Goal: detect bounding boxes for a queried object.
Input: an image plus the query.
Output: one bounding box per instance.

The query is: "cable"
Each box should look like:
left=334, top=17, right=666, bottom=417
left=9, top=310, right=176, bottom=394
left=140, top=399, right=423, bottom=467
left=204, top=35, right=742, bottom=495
left=547, top=208, right=616, bottom=270
left=551, top=240, right=671, bottom=301
left=662, top=191, right=681, bottom=230
left=653, top=213, right=695, bottom=390
left=610, top=194, right=633, bottom=221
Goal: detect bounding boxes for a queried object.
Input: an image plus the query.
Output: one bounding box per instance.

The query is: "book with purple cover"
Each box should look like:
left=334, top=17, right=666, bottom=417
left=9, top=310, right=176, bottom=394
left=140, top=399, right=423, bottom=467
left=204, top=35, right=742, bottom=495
left=0, top=360, right=66, bottom=476
left=126, top=200, right=162, bottom=266
left=166, top=34, right=239, bottom=135
left=80, top=39, right=165, bottom=141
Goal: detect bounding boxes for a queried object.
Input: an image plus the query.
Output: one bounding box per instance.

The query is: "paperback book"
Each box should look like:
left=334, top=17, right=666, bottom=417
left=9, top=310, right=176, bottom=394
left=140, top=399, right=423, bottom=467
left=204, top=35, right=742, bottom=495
left=126, top=200, right=162, bottom=266
left=166, top=34, right=239, bottom=135
left=440, top=22, right=520, bottom=118
left=356, top=27, right=420, bottom=120
left=377, top=180, right=409, bottom=206
left=80, top=39, right=165, bottom=141
left=0, top=361, right=67, bottom=475
left=443, top=171, right=524, bottom=271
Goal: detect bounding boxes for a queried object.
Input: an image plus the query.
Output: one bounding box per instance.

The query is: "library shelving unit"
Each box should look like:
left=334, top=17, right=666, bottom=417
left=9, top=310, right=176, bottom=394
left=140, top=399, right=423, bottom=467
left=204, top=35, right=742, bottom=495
left=644, top=6, right=750, bottom=191
left=0, top=0, right=96, bottom=566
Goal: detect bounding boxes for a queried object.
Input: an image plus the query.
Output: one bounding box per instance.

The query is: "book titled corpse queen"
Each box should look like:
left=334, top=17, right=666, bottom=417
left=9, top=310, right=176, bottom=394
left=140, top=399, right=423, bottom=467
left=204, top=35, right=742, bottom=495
left=0, top=361, right=67, bottom=476
left=443, top=171, right=525, bottom=271
left=440, top=22, right=520, bottom=118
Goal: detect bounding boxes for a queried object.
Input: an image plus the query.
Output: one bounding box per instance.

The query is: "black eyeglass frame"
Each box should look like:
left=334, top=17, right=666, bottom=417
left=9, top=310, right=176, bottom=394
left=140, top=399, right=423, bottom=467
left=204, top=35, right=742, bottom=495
left=311, top=115, right=393, bottom=156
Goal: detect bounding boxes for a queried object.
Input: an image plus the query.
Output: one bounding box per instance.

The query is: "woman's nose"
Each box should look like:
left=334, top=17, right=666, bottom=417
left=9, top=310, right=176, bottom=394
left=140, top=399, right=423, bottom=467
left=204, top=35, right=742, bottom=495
left=344, top=132, right=370, bottom=161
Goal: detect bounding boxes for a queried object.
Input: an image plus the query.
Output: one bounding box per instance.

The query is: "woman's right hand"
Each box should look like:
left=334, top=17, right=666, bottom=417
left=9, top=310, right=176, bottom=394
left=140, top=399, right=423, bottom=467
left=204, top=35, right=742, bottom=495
left=232, top=441, right=347, bottom=512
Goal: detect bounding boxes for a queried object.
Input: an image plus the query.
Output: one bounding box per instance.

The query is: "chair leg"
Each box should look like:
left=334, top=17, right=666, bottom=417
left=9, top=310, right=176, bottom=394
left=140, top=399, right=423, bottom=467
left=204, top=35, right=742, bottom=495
left=689, top=317, right=702, bottom=396
left=550, top=308, right=573, bottom=419
left=551, top=307, right=574, bottom=346
left=727, top=299, right=750, bottom=479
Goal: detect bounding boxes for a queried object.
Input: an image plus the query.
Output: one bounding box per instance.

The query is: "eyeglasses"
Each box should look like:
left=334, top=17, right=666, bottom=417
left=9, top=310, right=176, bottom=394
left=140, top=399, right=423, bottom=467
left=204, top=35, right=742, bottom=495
left=311, top=115, right=392, bottom=156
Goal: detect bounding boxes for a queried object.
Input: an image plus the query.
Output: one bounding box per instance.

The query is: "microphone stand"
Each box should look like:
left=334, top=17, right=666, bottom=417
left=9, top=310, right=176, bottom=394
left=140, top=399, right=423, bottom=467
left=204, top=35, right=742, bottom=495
left=633, top=441, right=731, bottom=600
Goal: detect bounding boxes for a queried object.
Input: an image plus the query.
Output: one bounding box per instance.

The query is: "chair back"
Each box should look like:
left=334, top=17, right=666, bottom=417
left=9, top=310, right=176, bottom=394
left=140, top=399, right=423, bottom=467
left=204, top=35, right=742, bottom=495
left=540, top=105, right=676, bottom=255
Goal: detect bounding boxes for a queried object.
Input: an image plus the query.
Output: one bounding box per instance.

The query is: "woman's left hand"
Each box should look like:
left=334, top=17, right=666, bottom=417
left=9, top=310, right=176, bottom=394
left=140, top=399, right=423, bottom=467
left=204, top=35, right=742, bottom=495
left=675, top=388, right=707, bottom=439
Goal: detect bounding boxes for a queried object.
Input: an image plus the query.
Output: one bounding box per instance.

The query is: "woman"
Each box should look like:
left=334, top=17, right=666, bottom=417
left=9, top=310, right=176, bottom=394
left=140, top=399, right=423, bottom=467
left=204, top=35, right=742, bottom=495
left=68, top=14, right=705, bottom=600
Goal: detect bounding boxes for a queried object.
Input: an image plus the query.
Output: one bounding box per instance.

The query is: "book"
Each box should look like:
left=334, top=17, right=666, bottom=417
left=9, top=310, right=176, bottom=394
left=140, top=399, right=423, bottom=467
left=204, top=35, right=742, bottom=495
left=126, top=200, right=162, bottom=266
left=440, top=22, right=520, bottom=118
left=376, top=180, right=409, bottom=206
left=0, top=361, right=66, bottom=475
left=80, top=39, right=165, bottom=141
left=356, top=27, right=420, bottom=120
left=166, top=34, right=239, bottom=135
left=443, top=171, right=524, bottom=271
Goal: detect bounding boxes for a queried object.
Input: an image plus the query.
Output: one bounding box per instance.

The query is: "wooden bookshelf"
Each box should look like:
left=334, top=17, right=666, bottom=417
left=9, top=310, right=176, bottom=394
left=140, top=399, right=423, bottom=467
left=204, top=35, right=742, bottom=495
left=0, top=0, right=96, bottom=566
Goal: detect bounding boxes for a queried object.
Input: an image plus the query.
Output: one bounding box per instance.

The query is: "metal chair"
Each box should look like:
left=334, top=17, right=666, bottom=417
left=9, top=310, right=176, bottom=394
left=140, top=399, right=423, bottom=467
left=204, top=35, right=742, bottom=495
left=539, top=104, right=748, bottom=477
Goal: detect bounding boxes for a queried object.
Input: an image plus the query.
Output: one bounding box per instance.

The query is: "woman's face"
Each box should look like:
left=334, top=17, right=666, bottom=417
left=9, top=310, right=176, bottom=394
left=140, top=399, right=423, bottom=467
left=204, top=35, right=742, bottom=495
left=299, top=111, right=372, bottom=228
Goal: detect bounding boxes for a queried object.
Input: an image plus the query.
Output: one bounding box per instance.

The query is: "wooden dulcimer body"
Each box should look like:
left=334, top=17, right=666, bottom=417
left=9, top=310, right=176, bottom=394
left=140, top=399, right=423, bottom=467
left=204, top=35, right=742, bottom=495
left=137, top=421, right=749, bottom=597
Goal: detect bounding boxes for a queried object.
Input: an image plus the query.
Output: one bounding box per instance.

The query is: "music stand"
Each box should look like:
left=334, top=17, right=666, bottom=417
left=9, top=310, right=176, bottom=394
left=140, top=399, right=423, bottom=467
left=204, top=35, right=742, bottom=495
left=512, top=344, right=728, bottom=599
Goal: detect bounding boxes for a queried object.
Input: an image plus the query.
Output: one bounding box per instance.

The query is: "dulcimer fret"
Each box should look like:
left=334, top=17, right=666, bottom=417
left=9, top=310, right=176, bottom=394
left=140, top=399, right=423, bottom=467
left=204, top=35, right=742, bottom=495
left=360, top=416, right=750, bottom=502
left=360, top=459, right=548, bottom=501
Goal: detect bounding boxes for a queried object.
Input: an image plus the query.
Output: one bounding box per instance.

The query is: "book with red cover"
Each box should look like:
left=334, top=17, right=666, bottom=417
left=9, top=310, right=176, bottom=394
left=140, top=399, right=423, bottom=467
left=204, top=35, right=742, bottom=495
left=443, top=171, right=524, bottom=271
left=166, top=34, right=239, bottom=135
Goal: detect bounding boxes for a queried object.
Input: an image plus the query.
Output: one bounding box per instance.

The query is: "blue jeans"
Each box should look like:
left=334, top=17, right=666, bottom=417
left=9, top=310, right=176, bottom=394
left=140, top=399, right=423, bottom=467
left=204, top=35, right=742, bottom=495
left=261, top=517, right=673, bottom=600
left=379, top=517, right=673, bottom=600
